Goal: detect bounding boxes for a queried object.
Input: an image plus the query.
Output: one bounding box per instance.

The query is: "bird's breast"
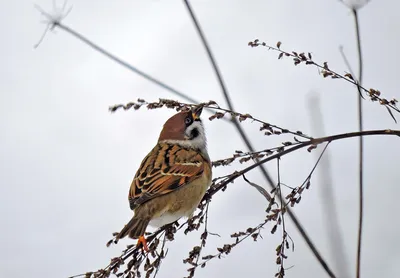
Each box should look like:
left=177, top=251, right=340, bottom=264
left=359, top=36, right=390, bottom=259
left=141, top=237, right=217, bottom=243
left=148, top=173, right=211, bottom=228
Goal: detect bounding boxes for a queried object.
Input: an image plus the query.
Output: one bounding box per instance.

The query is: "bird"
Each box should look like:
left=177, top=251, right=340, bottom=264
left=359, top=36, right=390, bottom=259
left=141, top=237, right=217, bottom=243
left=115, top=106, right=212, bottom=251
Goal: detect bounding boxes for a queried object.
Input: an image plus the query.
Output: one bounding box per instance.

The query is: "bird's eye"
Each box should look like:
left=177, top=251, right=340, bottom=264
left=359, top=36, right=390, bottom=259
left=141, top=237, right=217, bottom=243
left=185, top=116, right=192, bottom=125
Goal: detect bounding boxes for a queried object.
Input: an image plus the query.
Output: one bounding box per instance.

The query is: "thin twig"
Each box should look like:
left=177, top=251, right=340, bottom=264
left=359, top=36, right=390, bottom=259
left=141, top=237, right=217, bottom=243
left=304, top=143, right=330, bottom=189
left=152, top=233, right=168, bottom=278
left=249, top=40, right=400, bottom=116
left=110, top=98, right=312, bottom=140
left=205, top=129, right=400, bottom=200
left=277, top=157, right=287, bottom=277
left=338, top=46, right=364, bottom=100
left=194, top=202, right=210, bottom=267
left=353, top=9, right=364, bottom=278
left=195, top=218, right=269, bottom=270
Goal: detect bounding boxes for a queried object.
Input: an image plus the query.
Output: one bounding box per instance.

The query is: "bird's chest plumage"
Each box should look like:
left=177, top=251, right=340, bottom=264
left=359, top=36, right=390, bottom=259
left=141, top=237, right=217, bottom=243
left=148, top=168, right=211, bottom=228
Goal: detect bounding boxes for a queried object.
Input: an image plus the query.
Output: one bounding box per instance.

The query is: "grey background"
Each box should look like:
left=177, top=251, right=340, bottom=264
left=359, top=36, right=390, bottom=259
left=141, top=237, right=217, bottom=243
left=1, top=0, right=399, bottom=277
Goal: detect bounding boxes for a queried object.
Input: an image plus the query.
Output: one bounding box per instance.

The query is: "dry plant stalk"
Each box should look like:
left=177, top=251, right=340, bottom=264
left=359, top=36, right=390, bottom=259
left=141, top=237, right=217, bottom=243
left=70, top=99, right=400, bottom=278
left=248, top=39, right=399, bottom=122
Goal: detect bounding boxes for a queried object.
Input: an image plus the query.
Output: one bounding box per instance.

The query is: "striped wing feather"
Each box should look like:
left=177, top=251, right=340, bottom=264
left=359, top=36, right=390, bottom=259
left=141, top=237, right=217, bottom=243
left=128, top=143, right=207, bottom=210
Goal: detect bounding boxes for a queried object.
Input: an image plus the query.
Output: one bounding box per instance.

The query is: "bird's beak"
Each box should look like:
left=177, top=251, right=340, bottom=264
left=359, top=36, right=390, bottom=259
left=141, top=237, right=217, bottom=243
left=192, top=106, right=203, bottom=120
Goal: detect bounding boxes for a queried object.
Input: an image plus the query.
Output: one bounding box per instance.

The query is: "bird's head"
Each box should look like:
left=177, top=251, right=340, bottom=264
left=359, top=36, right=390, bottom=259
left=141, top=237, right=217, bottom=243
left=158, top=106, right=207, bottom=151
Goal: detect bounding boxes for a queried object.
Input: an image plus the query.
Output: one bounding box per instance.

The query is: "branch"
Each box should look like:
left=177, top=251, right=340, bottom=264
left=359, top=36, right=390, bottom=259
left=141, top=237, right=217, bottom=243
left=353, top=9, right=364, bottom=278
left=54, top=23, right=199, bottom=103
left=276, top=158, right=287, bottom=278
left=248, top=40, right=399, bottom=120
left=110, top=98, right=311, bottom=140
left=72, top=127, right=399, bottom=278
left=205, top=129, right=400, bottom=199
left=337, top=2, right=371, bottom=275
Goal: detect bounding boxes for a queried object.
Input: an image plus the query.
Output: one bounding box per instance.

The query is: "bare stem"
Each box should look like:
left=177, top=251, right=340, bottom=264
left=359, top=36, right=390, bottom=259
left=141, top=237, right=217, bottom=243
left=353, top=9, right=364, bottom=278
left=206, top=129, right=400, bottom=200
left=277, top=158, right=287, bottom=277
left=182, top=3, right=333, bottom=276
left=249, top=40, right=399, bottom=116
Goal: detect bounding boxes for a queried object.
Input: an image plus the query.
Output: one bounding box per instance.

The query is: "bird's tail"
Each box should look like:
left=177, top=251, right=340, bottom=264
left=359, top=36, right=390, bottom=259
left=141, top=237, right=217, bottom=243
left=116, top=216, right=150, bottom=240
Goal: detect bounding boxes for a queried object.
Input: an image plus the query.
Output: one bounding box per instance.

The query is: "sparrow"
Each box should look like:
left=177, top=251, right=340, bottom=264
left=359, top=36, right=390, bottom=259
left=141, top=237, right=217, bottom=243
left=115, top=106, right=212, bottom=251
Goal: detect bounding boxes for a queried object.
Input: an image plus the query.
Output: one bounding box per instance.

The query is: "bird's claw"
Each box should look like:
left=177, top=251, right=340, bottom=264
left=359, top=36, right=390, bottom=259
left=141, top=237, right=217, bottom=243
left=137, top=235, right=149, bottom=252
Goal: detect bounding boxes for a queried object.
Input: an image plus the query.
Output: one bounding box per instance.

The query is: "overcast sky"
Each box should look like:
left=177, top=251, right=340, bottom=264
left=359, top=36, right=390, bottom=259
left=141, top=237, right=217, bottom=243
left=1, top=0, right=400, bottom=277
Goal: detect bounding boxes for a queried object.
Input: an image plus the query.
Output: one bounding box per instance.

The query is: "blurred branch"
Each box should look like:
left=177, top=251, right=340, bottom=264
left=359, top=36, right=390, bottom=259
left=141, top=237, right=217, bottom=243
left=308, top=94, right=350, bottom=278
left=352, top=8, right=364, bottom=278
left=182, top=0, right=275, bottom=186
left=34, top=3, right=227, bottom=117
left=54, top=23, right=199, bottom=103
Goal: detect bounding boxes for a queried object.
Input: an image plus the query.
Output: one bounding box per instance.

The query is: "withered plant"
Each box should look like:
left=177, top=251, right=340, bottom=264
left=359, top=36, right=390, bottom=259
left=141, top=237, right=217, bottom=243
left=35, top=1, right=399, bottom=278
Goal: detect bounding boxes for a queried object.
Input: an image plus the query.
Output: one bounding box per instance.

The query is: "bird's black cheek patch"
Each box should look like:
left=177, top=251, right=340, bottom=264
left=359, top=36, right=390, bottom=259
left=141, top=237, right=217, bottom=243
left=191, top=128, right=199, bottom=139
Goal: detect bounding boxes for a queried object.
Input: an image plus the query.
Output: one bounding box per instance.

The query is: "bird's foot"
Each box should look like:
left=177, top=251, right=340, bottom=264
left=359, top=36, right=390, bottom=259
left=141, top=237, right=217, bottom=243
left=136, top=235, right=149, bottom=252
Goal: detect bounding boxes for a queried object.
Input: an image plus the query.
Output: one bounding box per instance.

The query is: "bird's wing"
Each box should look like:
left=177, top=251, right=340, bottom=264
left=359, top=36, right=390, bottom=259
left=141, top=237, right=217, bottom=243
left=128, top=143, right=209, bottom=210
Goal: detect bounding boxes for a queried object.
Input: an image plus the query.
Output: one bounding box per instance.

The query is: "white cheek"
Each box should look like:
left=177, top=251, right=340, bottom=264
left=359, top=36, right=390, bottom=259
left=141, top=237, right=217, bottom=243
left=185, top=122, right=207, bottom=149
